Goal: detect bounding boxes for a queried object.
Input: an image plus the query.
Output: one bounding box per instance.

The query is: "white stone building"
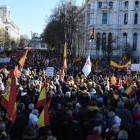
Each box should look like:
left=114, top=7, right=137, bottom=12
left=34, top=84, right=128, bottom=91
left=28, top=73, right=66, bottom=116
left=25, top=32, right=47, bottom=50
left=0, top=6, right=20, bottom=40
left=74, top=0, right=140, bottom=62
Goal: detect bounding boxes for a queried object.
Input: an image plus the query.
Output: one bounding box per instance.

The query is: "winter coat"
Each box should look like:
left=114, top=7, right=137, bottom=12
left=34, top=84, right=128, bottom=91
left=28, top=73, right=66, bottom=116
left=130, top=110, right=140, bottom=124
left=126, top=98, right=137, bottom=111
left=131, top=124, right=140, bottom=140
left=86, top=133, right=102, bottom=140
left=115, top=107, right=133, bottom=124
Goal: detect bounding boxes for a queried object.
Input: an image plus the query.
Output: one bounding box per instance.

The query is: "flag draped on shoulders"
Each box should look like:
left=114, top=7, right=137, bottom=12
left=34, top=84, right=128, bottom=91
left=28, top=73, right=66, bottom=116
left=1, top=71, right=17, bottom=124
left=19, top=48, right=29, bottom=67
left=35, top=84, right=47, bottom=109
left=110, top=59, right=131, bottom=69
left=35, top=98, right=51, bottom=129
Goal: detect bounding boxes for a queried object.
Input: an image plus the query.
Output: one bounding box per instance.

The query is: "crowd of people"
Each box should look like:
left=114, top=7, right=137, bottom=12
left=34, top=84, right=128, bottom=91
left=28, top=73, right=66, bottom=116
left=0, top=49, right=139, bottom=140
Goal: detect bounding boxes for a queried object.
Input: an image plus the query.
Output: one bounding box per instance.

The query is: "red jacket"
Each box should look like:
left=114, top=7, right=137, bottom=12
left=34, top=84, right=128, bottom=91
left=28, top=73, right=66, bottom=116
left=86, top=133, right=102, bottom=140
left=126, top=98, right=137, bottom=111
left=130, top=110, right=140, bottom=124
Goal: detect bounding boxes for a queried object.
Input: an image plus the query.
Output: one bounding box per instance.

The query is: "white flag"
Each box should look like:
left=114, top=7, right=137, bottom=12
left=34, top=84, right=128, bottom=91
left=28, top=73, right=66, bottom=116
left=82, top=56, right=91, bottom=77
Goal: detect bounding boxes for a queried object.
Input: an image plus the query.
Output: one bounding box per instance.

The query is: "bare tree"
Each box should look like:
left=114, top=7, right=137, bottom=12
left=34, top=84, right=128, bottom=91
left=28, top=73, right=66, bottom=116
left=41, top=0, right=77, bottom=53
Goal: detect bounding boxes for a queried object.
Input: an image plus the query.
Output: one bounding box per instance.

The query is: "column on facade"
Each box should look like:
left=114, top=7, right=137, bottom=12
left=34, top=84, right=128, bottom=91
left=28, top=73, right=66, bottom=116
left=129, top=0, right=135, bottom=25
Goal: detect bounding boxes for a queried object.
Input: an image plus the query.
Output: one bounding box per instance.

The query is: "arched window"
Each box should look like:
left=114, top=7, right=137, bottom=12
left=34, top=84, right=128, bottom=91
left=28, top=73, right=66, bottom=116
left=108, top=33, right=112, bottom=50
left=123, top=33, right=127, bottom=48
left=124, top=13, right=128, bottom=24
left=125, top=1, right=129, bottom=6
left=134, top=13, right=138, bottom=24
left=133, top=33, right=137, bottom=51
left=99, top=2, right=102, bottom=8
left=102, top=33, right=106, bottom=50
left=96, top=33, right=100, bottom=50
left=109, top=2, right=113, bottom=8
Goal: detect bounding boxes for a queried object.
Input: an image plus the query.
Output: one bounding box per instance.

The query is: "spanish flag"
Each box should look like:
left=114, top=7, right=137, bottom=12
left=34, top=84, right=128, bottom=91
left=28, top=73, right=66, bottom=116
left=51, top=47, right=55, bottom=52
left=35, top=84, right=46, bottom=109
left=138, top=71, right=140, bottom=87
left=43, top=69, right=45, bottom=79
left=62, top=36, right=67, bottom=71
left=29, top=56, right=34, bottom=66
left=125, top=83, right=134, bottom=97
left=134, top=50, right=137, bottom=56
left=110, top=74, right=116, bottom=85
left=46, top=78, right=50, bottom=84
left=72, top=57, right=81, bottom=65
left=107, top=77, right=110, bottom=89
left=1, top=71, right=17, bottom=124
left=96, top=56, right=99, bottom=69
left=35, top=98, right=51, bottom=129
left=110, top=59, right=131, bottom=69
left=112, top=91, right=118, bottom=101
left=118, top=77, right=122, bottom=88
left=14, top=66, right=20, bottom=78
left=19, top=48, right=29, bottom=67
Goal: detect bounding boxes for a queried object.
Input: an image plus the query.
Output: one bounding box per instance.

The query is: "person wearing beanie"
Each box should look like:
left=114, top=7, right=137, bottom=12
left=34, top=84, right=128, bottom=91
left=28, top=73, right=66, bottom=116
left=115, top=100, right=133, bottom=124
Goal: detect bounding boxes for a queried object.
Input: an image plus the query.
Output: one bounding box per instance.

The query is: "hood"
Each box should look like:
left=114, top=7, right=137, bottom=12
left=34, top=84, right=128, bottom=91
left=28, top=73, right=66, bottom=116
left=29, top=113, right=38, bottom=121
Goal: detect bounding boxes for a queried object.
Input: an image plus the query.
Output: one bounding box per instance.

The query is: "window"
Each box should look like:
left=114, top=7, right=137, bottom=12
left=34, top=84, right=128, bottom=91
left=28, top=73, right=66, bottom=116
left=103, top=13, right=107, bottom=24
left=123, top=33, right=127, bottom=48
left=135, top=1, right=139, bottom=6
left=124, top=13, right=128, bottom=24
left=134, top=13, right=138, bottom=24
left=125, top=1, right=129, bottom=6
left=99, top=2, right=102, bottom=8
left=133, top=33, right=137, bottom=51
left=109, top=2, right=113, bottom=8
left=108, top=33, right=112, bottom=50
left=102, top=33, right=106, bottom=50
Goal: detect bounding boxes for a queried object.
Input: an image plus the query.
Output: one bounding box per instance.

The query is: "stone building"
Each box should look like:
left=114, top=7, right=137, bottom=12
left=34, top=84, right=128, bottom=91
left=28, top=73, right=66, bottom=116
left=74, top=0, right=140, bottom=62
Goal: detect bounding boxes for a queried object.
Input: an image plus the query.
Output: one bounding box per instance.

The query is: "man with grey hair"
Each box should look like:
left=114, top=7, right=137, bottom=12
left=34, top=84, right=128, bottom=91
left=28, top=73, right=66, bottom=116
left=115, top=100, right=133, bottom=124
left=86, top=126, right=102, bottom=140
left=130, top=104, right=140, bottom=124
left=118, top=130, right=128, bottom=140
left=88, top=113, right=106, bottom=135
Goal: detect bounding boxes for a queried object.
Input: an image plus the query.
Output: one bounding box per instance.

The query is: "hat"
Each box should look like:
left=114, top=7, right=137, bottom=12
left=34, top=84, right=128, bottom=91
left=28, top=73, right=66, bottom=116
left=28, top=103, right=34, bottom=110
left=21, top=92, right=27, bottom=96
left=76, top=103, right=81, bottom=108
left=118, top=100, right=124, bottom=107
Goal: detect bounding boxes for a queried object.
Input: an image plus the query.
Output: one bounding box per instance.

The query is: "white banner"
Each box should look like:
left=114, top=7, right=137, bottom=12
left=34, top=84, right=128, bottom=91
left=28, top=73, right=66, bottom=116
left=46, top=67, right=54, bottom=76
left=127, top=64, right=140, bottom=71
left=0, top=58, right=11, bottom=63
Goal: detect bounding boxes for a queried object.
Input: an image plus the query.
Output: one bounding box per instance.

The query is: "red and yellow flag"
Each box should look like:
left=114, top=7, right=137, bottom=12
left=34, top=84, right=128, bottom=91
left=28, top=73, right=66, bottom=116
left=35, top=84, right=47, bottom=109
left=112, top=91, right=118, bottom=101
left=110, top=59, right=131, bottom=69
left=43, top=69, right=45, bottom=79
left=62, top=36, right=67, bottom=71
left=1, top=71, right=17, bottom=124
left=29, top=56, right=34, bottom=66
left=14, top=66, right=20, bottom=78
left=107, top=77, right=110, bottom=89
left=46, top=78, right=50, bottom=84
left=125, top=83, right=134, bottom=97
left=110, top=74, right=116, bottom=85
left=118, top=77, right=122, bottom=88
left=134, top=50, right=137, bottom=56
left=35, top=98, right=51, bottom=129
left=19, top=48, right=29, bottom=67
left=96, top=56, right=99, bottom=69
left=51, top=47, right=55, bottom=52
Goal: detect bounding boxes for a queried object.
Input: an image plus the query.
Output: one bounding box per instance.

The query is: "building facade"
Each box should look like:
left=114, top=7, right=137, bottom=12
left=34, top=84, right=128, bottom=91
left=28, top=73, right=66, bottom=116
left=0, top=6, right=20, bottom=40
left=25, top=32, right=47, bottom=49
left=74, top=0, right=140, bottom=61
